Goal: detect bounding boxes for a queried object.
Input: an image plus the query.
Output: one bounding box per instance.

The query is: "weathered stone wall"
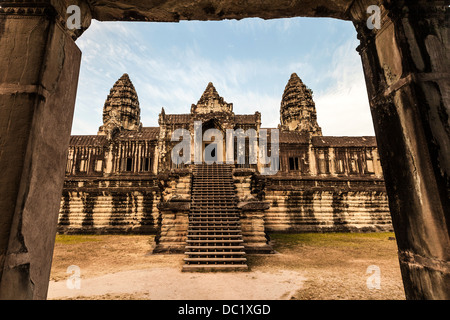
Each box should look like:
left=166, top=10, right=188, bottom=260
left=58, top=178, right=160, bottom=234
left=264, top=189, right=391, bottom=233
left=250, top=175, right=392, bottom=233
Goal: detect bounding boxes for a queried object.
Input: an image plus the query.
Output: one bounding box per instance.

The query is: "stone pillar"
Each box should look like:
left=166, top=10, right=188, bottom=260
left=308, top=141, right=317, bottom=175
left=352, top=0, right=449, bottom=299
left=329, top=147, right=336, bottom=176
left=0, top=0, right=91, bottom=299
left=372, top=148, right=383, bottom=178
left=153, top=170, right=192, bottom=253
left=153, top=199, right=190, bottom=253
left=237, top=201, right=273, bottom=254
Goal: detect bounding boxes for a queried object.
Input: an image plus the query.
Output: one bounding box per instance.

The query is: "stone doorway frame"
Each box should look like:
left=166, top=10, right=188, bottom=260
left=0, top=0, right=448, bottom=300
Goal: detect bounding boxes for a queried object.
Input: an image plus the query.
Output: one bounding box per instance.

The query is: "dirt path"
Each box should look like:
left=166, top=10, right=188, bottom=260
left=48, top=267, right=306, bottom=300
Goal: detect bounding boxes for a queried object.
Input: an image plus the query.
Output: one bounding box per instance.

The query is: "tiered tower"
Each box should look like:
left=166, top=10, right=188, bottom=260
left=280, top=73, right=322, bottom=136
left=98, top=73, right=142, bottom=138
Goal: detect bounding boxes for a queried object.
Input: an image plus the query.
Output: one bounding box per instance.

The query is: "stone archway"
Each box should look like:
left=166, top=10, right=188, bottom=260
left=201, top=118, right=225, bottom=164
left=0, top=0, right=448, bottom=300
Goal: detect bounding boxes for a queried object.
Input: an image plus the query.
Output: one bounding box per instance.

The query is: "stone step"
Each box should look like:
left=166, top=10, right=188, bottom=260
left=184, top=164, right=247, bottom=271
left=188, top=221, right=241, bottom=230
left=185, top=245, right=245, bottom=250
left=187, top=234, right=242, bottom=238
left=185, top=251, right=246, bottom=255
left=187, top=230, right=241, bottom=234
left=181, top=264, right=248, bottom=272
left=184, top=257, right=247, bottom=262
left=186, top=239, right=244, bottom=243
left=190, top=209, right=239, bottom=213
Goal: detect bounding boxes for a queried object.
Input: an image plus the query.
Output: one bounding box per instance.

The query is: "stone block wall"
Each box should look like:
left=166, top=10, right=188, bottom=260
left=58, top=178, right=160, bottom=234
left=263, top=180, right=392, bottom=233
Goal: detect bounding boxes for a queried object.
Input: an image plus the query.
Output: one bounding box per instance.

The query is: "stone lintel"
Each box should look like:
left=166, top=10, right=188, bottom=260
left=0, top=0, right=92, bottom=40
left=84, top=0, right=355, bottom=22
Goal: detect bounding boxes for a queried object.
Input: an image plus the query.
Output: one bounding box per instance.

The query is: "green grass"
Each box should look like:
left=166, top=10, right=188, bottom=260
left=55, top=234, right=104, bottom=244
left=269, top=232, right=396, bottom=249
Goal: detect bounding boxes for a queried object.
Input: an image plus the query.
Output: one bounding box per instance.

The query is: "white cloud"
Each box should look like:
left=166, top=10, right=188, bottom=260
left=71, top=20, right=374, bottom=137
left=314, top=39, right=375, bottom=136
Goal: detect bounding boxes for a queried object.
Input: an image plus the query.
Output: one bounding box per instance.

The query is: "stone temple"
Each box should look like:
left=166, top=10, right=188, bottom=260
left=59, top=72, right=392, bottom=271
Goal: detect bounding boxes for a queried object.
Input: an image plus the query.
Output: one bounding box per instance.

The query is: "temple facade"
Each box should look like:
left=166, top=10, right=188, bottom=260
left=59, top=72, right=392, bottom=254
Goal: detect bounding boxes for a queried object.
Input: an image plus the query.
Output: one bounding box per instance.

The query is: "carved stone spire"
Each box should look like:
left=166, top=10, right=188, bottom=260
left=280, top=73, right=322, bottom=136
left=191, top=82, right=233, bottom=114
left=98, top=73, right=142, bottom=137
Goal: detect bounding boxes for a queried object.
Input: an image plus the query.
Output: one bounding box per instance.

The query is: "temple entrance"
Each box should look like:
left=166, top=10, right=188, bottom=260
left=201, top=119, right=225, bottom=164
left=204, top=142, right=217, bottom=163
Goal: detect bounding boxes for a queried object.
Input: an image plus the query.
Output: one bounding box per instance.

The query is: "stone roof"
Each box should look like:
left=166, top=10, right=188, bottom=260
left=312, top=136, right=377, bottom=147
left=259, top=128, right=309, bottom=144
left=261, top=130, right=377, bottom=146
left=279, top=130, right=310, bottom=144
left=160, top=113, right=260, bottom=125
left=70, top=127, right=160, bottom=146
left=70, top=135, right=107, bottom=146
left=234, top=114, right=260, bottom=124
left=162, top=114, right=191, bottom=124
left=116, top=127, right=159, bottom=141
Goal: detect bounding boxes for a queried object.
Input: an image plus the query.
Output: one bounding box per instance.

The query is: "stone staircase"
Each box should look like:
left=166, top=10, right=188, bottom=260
left=182, top=164, right=248, bottom=271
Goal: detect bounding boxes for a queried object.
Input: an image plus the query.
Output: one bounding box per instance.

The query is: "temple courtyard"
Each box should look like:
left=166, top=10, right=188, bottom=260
left=48, top=233, right=405, bottom=300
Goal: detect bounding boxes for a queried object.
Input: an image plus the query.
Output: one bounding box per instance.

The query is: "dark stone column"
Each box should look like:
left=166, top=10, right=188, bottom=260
left=351, top=0, right=449, bottom=299
left=0, top=0, right=90, bottom=299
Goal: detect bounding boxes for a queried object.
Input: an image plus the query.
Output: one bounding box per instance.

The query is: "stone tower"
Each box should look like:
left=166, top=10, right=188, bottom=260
left=98, top=73, right=142, bottom=137
left=191, top=82, right=233, bottom=114
left=280, top=73, right=322, bottom=136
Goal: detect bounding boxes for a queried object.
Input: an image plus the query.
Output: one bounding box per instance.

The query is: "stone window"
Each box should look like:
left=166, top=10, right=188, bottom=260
left=66, top=150, right=74, bottom=173
left=317, top=152, right=330, bottom=174
left=94, top=159, right=103, bottom=172
left=349, top=157, right=358, bottom=173
left=336, top=159, right=345, bottom=174
left=79, top=159, right=87, bottom=172
left=126, top=158, right=133, bottom=171
left=366, top=159, right=374, bottom=173
left=141, top=157, right=152, bottom=172
left=120, top=157, right=133, bottom=172
left=289, top=157, right=299, bottom=171
left=364, top=150, right=375, bottom=174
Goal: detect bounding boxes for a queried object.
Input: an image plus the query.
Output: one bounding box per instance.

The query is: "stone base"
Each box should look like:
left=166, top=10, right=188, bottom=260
left=244, top=244, right=275, bottom=254
left=152, top=244, right=186, bottom=254
left=182, top=264, right=249, bottom=272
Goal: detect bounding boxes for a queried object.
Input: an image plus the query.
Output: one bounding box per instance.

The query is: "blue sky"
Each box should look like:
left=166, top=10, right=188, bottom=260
left=72, top=17, right=375, bottom=136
